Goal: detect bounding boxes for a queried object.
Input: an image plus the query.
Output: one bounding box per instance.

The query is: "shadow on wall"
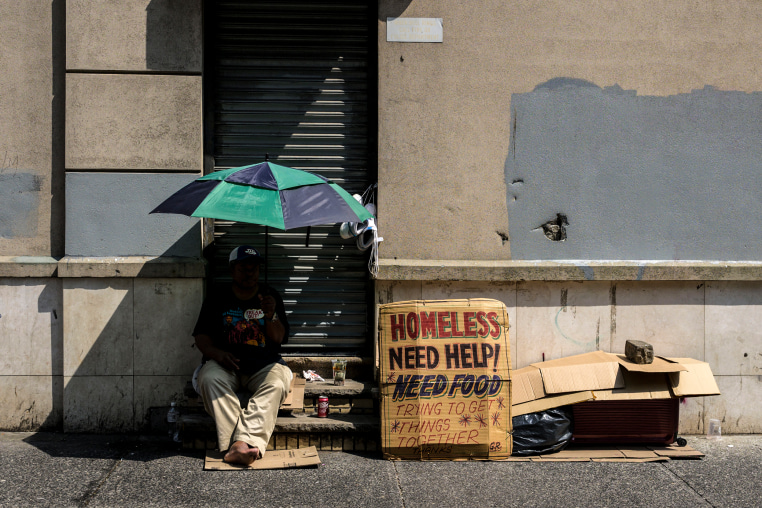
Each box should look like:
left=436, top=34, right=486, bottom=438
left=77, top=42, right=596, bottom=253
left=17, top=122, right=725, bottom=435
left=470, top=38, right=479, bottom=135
left=29, top=236, right=205, bottom=436
left=505, top=78, right=762, bottom=261
left=145, top=0, right=202, bottom=72
left=378, top=0, right=415, bottom=21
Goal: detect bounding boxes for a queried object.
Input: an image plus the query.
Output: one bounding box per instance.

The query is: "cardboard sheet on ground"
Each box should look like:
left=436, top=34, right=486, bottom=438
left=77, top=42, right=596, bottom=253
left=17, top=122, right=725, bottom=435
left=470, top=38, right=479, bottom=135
left=204, top=446, right=321, bottom=470
left=500, top=444, right=704, bottom=462
left=378, top=299, right=513, bottom=460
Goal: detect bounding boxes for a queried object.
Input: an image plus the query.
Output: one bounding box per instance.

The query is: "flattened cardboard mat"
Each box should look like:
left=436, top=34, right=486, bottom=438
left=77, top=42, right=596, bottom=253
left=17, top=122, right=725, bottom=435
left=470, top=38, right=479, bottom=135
left=205, top=446, right=321, bottom=470
left=501, top=444, right=704, bottom=462
left=379, top=299, right=513, bottom=460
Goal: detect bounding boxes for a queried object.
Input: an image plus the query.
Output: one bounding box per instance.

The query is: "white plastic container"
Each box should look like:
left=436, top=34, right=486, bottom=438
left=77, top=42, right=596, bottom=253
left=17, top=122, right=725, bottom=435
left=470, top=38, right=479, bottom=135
left=707, top=418, right=722, bottom=440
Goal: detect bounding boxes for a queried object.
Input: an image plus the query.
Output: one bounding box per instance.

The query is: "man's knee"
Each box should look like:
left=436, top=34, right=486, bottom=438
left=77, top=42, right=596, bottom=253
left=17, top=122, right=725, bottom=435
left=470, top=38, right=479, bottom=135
left=198, top=362, right=236, bottom=393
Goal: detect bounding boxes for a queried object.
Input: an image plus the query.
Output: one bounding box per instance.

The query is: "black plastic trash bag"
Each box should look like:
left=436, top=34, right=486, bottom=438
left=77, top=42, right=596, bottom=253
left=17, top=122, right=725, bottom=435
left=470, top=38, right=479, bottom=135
left=511, top=406, right=573, bottom=456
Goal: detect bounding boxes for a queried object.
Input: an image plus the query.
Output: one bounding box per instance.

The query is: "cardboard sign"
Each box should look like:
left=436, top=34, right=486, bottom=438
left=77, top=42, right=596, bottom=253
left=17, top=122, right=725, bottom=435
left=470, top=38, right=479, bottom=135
left=379, top=299, right=512, bottom=460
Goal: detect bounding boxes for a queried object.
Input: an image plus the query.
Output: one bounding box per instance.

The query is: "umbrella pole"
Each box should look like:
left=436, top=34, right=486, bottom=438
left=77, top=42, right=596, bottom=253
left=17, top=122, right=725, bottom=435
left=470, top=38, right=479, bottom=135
left=265, top=153, right=269, bottom=286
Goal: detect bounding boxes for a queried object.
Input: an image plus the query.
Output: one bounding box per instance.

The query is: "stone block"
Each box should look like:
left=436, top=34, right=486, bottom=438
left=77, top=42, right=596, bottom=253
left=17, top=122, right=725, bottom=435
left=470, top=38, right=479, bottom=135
left=613, top=281, right=705, bottom=360
left=516, top=281, right=612, bottom=367
left=0, top=279, right=62, bottom=376
left=63, top=279, right=133, bottom=376
left=134, top=279, right=203, bottom=375
left=0, top=375, right=63, bottom=431
left=66, top=73, right=202, bottom=170
left=352, top=399, right=375, bottom=409
left=67, top=0, right=202, bottom=72
left=624, top=340, right=653, bottom=364
left=705, top=281, right=762, bottom=376
left=63, top=375, right=133, bottom=432
left=331, top=434, right=343, bottom=451
left=65, top=173, right=202, bottom=257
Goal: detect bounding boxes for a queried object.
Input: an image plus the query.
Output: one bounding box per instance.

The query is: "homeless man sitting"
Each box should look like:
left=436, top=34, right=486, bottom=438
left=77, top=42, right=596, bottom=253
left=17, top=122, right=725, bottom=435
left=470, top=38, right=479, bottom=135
left=193, top=245, right=292, bottom=465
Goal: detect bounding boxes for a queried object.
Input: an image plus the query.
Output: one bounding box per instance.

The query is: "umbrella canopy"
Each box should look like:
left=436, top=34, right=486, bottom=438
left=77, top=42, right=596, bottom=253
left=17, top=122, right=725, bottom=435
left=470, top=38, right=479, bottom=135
left=150, top=161, right=373, bottom=230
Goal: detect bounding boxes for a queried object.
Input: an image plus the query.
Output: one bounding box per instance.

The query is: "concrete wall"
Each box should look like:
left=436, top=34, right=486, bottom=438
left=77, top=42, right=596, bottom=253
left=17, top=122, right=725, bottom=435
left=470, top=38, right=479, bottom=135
left=0, top=1, right=63, bottom=256
left=377, top=280, right=762, bottom=434
left=62, top=277, right=202, bottom=432
left=377, top=0, right=762, bottom=261
left=0, top=274, right=202, bottom=432
left=0, top=0, right=205, bottom=432
left=375, top=0, right=762, bottom=434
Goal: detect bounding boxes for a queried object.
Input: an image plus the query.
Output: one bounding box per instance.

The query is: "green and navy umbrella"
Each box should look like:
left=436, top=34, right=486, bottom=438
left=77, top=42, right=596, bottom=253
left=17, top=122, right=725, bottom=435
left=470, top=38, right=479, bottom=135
left=150, top=161, right=373, bottom=229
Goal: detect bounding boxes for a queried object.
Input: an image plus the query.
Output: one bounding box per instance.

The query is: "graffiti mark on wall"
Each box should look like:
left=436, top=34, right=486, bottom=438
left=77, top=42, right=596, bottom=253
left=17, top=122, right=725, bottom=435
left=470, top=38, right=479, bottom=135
left=554, top=305, right=599, bottom=349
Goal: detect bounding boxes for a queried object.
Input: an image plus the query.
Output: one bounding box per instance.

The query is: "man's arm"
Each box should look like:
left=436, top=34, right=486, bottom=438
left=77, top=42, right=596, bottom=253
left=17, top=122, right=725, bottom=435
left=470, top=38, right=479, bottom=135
left=260, top=294, right=286, bottom=345
left=195, top=333, right=240, bottom=371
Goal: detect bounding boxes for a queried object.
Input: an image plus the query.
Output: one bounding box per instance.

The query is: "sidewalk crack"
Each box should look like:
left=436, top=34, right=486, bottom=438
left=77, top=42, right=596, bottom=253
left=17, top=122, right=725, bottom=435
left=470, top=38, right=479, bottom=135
left=79, top=458, right=123, bottom=507
left=661, top=462, right=716, bottom=508
left=392, top=461, right=407, bottom=508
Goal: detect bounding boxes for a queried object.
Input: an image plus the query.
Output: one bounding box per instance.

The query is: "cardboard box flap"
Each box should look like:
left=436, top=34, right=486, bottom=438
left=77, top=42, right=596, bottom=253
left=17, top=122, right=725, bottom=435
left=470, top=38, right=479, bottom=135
left=615, top=355, right=687, bottom=373
left=593, top=370, right=672, bottom=400
left=512, top=390, right=594, bottom=416
left=511, top=366, right=545, bottom=404
left=531, top=351, right=624, bottom=394
left=667, top=358, right=721, bottom=397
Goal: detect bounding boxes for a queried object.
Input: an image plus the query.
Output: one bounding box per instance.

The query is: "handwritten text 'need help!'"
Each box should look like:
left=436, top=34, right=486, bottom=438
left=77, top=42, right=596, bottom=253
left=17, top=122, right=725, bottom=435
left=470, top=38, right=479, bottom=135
left=387, top=310, right=505, bottom=401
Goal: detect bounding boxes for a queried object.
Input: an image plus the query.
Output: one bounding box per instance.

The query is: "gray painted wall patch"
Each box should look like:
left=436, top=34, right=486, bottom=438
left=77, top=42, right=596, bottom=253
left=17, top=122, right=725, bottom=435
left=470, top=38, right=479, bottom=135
left=0, top=172, right=41, bottom=238
left=505, top=80, right=762, bottom=261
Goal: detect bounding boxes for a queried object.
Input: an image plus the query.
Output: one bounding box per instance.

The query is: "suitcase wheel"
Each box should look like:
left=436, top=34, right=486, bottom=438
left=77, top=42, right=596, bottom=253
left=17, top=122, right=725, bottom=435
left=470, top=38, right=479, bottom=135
left=676, top=437, right=687, bottom=447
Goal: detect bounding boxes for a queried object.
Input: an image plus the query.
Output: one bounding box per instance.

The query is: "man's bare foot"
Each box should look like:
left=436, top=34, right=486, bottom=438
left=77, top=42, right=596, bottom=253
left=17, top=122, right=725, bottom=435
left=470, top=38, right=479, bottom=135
left=223, top=441, right=261, bottom=465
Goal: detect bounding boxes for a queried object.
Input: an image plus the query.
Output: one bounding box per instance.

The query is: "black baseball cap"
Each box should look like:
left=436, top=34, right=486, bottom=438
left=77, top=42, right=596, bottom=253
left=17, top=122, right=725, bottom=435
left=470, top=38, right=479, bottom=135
left=229, top=245, right=264, bottom=265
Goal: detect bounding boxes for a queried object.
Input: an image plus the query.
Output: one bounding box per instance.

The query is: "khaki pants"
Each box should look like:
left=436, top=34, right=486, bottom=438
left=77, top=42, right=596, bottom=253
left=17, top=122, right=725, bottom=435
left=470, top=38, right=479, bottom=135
left=197, top=360, right=292, bottom=457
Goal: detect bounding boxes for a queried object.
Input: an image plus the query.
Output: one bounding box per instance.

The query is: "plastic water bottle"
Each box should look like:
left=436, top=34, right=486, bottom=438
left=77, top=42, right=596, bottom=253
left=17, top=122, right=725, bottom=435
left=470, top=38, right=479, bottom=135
left=167, top=402, right=181, bottom=442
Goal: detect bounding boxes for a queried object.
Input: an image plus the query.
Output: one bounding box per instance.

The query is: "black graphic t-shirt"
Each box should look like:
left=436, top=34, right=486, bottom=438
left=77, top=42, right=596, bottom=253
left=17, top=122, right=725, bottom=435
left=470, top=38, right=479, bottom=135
left=193, top=285, right=289, bottom=375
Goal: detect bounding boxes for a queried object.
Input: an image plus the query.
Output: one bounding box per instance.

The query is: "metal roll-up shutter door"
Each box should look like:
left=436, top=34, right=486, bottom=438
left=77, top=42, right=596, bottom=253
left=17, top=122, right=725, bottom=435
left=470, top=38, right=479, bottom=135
left=209, top=1, right=375, bottom=354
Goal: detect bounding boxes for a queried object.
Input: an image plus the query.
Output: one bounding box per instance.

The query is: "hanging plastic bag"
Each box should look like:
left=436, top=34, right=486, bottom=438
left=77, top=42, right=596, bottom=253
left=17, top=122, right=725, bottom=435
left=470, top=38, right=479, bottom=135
left=511, top=406, right=574, bottom=456
left=338, top=184, right=383, bottom=276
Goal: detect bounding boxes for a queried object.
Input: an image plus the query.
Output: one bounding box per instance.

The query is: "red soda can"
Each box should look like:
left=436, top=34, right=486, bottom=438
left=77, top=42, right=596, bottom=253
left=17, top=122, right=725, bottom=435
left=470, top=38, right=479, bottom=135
left=317, top=395, right=329, bottom=418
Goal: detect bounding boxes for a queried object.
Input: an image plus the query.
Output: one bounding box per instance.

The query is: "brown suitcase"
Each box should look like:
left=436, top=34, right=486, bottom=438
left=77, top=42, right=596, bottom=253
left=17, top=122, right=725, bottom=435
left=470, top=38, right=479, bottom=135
left=571, top=398, right=680, bottom=446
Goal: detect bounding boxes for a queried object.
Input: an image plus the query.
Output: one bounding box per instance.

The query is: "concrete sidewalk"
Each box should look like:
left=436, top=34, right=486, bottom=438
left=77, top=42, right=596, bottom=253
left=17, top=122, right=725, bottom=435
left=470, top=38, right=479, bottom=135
left=0, top=432, right=760, bottom=508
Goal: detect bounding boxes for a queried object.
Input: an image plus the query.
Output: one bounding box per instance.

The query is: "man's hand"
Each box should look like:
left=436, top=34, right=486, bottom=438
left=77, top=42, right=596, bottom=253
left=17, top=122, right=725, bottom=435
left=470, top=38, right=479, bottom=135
left=259, top=294, right=277, bottom=319
left=195, top=333, right=240, bottom=371
left=213, top=350, right=240, bottom=371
